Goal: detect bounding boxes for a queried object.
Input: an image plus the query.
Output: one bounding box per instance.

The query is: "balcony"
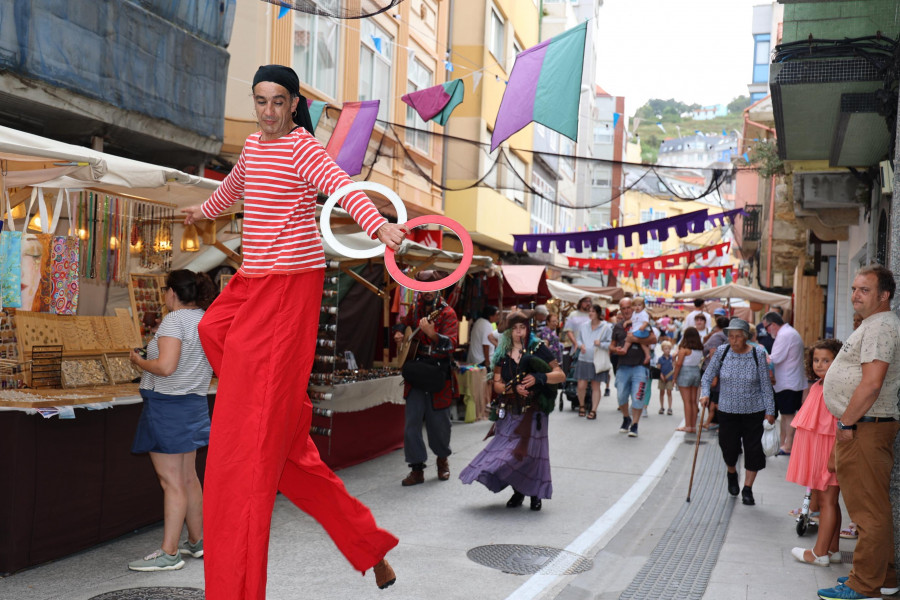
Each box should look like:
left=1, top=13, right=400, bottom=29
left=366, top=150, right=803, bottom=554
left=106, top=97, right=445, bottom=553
left=742, top=204, right=762, bottom=243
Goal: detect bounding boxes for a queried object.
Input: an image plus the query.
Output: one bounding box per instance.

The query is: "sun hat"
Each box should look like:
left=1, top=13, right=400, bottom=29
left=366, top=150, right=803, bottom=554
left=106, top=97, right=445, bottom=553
left=723, top=318, right=751, bottom=336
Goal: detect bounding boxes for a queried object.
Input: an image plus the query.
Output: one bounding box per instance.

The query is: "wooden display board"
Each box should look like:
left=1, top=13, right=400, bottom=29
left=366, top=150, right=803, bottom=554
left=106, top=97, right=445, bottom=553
left=14, top=311, right=141, bottom=360
left=128, top=274, right=167, bottom=345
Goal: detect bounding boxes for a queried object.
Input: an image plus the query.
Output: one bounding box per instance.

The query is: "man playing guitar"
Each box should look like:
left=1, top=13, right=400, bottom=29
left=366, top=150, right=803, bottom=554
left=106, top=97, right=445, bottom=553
left=392, top=271, right=459, bottom=486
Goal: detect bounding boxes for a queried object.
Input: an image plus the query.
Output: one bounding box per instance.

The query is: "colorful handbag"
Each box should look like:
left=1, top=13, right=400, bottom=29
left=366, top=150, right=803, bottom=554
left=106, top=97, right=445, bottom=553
left=0, top=187, right=22, bottom=308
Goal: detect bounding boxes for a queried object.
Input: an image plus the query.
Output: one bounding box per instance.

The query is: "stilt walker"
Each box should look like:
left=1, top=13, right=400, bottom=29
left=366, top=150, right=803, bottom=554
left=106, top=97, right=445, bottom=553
left=183, top=65, right=405, bottom=600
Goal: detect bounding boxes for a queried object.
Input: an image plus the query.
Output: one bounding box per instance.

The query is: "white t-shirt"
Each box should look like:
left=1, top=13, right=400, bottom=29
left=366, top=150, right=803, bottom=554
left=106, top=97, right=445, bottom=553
left=824, top=310, right=900, bottom=419
left=563, top=310, right=590, bottom=344
left=630, top=308, right=650, bottom=331
left=684, top=309, right=711, bottom=332
left=769, top=323, right=807, bottom=392
left=466, top=317, right=495, bottom=365
left=140, top=309, right=213, bottom=396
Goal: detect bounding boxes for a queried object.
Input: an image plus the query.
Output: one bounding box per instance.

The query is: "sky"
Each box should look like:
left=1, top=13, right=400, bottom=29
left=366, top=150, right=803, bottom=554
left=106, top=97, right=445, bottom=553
left=593, top=0, right=764, bottom=117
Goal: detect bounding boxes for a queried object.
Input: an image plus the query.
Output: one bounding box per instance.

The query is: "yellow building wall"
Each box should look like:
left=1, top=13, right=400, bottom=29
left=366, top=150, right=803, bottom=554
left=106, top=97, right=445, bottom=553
left=444, top=0, right=538, bottom=253
left=444, top=185, right=530, bottom=251
left=616, top=191, right=736, bottom=298
left=221, top=0, right=448, bottom=220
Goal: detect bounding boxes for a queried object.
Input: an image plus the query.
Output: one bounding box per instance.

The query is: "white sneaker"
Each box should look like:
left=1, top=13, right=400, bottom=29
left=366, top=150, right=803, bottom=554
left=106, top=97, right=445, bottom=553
left=179, top=538, right=204, bottom=558
left=791, top=547, right=829, bottom=567
left=128, top=549, right=185, bottom=571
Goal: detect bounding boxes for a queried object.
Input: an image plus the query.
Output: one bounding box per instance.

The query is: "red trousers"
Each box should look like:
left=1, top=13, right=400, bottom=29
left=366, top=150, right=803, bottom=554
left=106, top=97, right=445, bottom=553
left=199, top=271, right=398, bottom=600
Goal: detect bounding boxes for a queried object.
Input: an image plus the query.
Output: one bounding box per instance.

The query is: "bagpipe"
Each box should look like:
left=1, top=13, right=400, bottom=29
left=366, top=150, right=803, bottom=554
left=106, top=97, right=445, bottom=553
left=490, top=341, right=559, bottom=421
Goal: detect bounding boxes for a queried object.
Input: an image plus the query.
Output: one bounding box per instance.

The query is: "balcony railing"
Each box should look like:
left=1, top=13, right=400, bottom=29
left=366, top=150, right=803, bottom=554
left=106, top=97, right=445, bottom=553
left=743, top=204, right=762, bottom=242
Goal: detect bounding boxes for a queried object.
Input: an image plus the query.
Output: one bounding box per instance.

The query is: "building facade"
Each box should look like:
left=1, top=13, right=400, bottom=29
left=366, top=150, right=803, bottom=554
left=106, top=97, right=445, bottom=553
left=748, top=3, right=783, bottom=104
left=222, top=0, right=450, bottom=222
left=0, top=0, right=235, bottom=167
left=769, top=0, right=899, bottom=343
left=443, top=0, right=539, bottom=254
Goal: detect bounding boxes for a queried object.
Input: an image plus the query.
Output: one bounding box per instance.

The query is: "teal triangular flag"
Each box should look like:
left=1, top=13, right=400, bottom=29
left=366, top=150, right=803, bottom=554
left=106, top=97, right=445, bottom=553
left=307, top=100, right=327, bottom=134
left=433, top=79, right=464, bottom=126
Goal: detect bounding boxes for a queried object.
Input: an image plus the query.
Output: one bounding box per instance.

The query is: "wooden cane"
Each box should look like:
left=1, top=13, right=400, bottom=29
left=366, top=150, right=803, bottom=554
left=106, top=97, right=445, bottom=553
left=686, top=403, right=708, bottom=502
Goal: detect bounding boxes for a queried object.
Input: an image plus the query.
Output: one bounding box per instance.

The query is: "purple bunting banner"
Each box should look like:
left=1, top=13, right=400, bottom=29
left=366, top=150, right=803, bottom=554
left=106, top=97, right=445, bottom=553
left=512, top=208, right=745, bottom=254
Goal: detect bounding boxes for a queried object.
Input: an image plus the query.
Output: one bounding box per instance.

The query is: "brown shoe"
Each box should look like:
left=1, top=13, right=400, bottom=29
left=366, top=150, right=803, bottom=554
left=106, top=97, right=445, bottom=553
left=401, top=469, right=424, bottom=486
left=436, top=457, right=450, bottom=481
left=373, top=558, right=396, bottom=589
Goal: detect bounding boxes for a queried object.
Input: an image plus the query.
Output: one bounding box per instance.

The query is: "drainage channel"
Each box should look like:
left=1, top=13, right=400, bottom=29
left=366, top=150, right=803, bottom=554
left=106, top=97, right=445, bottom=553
left=619, top=432, right=734, bottom=600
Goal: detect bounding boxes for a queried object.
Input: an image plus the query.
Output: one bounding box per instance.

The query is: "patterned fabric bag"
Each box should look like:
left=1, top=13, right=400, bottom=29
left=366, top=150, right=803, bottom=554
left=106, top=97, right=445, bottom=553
left=20, top=188, right=78, bottom=313
left=48, top=189, right=78, bottom=314
left=0, top=187, right=22, bottom=308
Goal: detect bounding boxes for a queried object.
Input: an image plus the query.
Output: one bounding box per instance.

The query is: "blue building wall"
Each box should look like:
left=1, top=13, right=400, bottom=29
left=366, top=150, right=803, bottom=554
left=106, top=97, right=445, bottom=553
left=0, top=0, right=235, bottom=141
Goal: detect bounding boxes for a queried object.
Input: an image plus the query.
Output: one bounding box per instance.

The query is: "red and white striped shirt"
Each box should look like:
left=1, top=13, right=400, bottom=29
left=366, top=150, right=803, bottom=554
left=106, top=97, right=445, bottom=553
left=201, top=129, right=388, bottom=277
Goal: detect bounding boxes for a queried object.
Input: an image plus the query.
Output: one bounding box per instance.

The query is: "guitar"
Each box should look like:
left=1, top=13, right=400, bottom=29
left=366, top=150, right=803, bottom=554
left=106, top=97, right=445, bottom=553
left=397, top=304, right=445, bottom=367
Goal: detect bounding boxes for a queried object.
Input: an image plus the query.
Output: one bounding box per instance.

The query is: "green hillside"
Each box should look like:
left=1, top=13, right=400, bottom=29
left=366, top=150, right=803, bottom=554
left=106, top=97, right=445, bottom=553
left=629, top=97, right=748, bottom=164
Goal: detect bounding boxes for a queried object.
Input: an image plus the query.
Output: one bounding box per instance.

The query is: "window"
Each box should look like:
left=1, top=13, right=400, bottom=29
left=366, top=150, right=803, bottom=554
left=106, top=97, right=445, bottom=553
left=753, top=34, right=770, bottom=83
left=490, top=7, right=505, bottom=63
left=640, top=209, right=665, bottom=257
left=510, top=40, right=522, bottom=72
left=406, top=57, right=433, bottom=153
left=530, top=172, right=555, bottom=233
left=293, top=5, right=340, bottom=98
left=504, top=152, right=527, bottom=205
left=592, top=166, right=611, bottom=189
left=360, top=20, right=393, bottom=121
left=594, top=123, right=613, bottom=144
left=560, top=137, right=575, bottom=179
left=558, top=206, right=574, bottom=233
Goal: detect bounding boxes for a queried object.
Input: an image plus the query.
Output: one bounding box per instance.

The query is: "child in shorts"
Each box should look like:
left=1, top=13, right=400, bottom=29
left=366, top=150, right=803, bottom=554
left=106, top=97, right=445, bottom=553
left=622, top=297, right=652, bottom=365
left=657, top=340, right=675, bottom=414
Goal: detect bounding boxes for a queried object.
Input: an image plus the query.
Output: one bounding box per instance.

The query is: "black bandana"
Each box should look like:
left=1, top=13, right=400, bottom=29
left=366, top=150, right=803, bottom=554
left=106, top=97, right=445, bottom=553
left=252, top=65, right=315, bottom=134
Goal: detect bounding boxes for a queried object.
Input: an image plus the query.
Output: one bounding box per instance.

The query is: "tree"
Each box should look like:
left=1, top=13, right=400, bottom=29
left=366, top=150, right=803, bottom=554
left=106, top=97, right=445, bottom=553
left=727, top=95, right=751, bottom=114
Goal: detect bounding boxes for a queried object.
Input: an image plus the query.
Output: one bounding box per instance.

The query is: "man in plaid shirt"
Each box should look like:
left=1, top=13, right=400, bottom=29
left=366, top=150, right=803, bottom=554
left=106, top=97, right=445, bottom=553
left=393, top=272, right=459, bottom=486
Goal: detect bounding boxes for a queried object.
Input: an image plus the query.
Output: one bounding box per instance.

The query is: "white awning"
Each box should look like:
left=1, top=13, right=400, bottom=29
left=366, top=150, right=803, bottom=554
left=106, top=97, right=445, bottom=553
left=0, top=125, right=220, bottom=208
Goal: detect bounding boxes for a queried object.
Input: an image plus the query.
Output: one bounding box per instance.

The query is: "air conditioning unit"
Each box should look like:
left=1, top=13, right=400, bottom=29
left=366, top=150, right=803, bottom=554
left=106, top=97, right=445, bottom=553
left=880, top=160, right=894, bottom=195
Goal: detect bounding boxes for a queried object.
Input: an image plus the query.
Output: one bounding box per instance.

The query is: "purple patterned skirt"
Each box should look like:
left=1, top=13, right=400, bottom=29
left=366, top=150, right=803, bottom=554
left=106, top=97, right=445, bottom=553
left=459, top=410, right=552, bottom=499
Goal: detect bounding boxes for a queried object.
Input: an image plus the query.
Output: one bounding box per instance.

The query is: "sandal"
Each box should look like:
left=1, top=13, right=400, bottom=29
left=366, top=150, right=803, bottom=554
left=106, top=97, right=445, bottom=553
left=586, top=411, right=597, bottom=420
left=578, top=407, right=586, bottom=417
left=667, top=408, right=673, bottom=415
left=658, top=408, right=665, bottom=415
left=840, top=524, right=858, bottom=539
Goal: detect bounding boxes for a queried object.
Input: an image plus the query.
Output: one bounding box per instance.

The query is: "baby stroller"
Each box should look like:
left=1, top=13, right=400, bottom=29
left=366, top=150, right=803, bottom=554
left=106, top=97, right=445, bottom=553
left=561, top=347, right=590, bottom=411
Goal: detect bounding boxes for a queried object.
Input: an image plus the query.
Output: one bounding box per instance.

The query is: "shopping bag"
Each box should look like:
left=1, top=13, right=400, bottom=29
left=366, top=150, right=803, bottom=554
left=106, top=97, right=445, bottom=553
left=761, top=419, right=780, bottom=458
left=20, top=187, right=57, bottom=312
left=0, top=187, right=22, bottom=308
left=593, top=347, right=612, bottom=373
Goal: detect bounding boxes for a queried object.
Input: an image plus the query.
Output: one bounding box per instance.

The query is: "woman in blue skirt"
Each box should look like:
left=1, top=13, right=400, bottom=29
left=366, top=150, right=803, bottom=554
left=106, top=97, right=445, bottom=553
left=128, top=269, right=217, bottom=571
left=460, top=311, right=565, bottom=511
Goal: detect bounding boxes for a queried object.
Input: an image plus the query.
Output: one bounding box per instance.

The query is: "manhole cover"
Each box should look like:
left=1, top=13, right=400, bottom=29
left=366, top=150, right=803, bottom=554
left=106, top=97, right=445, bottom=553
left=89, top=588, right=205, bottom=600
left=467, top=544, right=593, bottom=575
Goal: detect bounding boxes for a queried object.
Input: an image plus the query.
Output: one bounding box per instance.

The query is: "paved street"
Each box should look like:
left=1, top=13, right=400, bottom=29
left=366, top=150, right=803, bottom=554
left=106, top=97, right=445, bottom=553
left=1, top=387, right=863, bottom=600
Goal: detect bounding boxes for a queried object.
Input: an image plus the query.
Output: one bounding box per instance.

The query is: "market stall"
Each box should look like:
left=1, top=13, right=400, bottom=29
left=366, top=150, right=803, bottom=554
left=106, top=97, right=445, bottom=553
left=311, top=234, right=494, bottom=468
left=0, top=126, right=223, bottom=575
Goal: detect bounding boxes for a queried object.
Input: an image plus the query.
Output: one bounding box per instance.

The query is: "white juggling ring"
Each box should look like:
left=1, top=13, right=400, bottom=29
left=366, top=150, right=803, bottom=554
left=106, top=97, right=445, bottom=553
left=320, top=182, right=408, bottom=259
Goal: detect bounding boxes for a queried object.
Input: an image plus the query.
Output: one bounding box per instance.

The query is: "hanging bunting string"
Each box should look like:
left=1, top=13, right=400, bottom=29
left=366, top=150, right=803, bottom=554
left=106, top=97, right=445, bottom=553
left=513, top=208, right=745, bottom=254
left=567, top=241, right=732, bottom=271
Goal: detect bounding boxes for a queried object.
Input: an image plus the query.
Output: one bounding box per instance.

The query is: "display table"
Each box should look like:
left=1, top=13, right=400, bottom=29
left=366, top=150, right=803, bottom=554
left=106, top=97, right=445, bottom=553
left=0, top=390, right=212, bottom=575
left=310, top=375, right=405, bottom=471
left=0, top=377, right=403, bottom=574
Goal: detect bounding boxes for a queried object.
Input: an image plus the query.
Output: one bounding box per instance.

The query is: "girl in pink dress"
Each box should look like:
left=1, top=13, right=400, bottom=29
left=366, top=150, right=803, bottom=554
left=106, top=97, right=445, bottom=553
left=787, top=338, right=843, bottom=567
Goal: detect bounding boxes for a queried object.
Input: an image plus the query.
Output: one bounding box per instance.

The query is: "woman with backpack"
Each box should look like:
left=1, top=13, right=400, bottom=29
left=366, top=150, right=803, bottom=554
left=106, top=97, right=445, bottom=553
left=699, top=318, right=776, bottom=507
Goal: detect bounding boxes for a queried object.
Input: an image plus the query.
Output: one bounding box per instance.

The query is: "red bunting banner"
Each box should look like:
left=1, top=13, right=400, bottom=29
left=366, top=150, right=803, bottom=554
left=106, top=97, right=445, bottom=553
left=567, top=241, right=731, bottom=271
